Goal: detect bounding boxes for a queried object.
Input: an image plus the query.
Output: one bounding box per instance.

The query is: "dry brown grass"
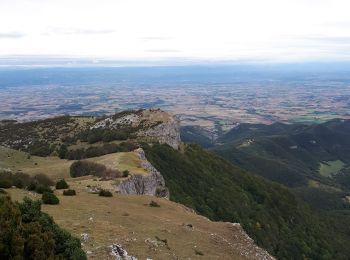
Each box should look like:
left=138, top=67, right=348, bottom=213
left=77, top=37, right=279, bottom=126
left=5, top=187, right=266, bottom=260
left=0, top=147, right=147, bottom=180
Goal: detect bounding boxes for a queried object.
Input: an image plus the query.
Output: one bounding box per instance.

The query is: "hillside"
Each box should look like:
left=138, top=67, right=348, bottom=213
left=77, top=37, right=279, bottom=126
left=0, top=108, right=181, bottom=154
left=2, top=110, right=350, bottom=259
left=211, top=119, right=350, bottom=189
left=143, top=143, right=350, bottom=259
left=5, top=187, right=272, bottom=260
left=0, top=109, right=275, bottom=259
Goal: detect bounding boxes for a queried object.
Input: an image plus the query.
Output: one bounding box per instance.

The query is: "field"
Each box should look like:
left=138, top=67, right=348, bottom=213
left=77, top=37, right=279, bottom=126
left=0, top=146, right=147, bottom=180
left=4, top=187, right=268, bottom=260
left=319, top=160, right=346, bottom=177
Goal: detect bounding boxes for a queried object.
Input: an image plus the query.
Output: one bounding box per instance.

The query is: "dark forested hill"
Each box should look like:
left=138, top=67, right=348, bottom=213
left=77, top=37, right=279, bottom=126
left=208, top=119, right=350, bottom=190
left=143, top=143, right=350, bottom=259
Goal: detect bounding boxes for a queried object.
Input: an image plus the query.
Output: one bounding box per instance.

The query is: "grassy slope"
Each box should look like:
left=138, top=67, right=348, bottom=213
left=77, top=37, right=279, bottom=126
left=5, top=188, right=270, bottom=260
left=319, top=160, right=345, bottom=177
left=144, top=143, right=350, bottom=259
left=0, top=146, right=146, bottom=180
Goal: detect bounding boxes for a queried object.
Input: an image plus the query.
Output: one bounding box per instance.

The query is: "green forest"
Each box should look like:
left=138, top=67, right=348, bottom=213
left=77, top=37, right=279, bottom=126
left=144, top=143, right=350, bottom=259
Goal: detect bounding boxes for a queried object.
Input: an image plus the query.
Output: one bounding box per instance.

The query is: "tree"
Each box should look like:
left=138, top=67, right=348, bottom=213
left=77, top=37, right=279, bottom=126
left=58, top=144, right=68, bottom=159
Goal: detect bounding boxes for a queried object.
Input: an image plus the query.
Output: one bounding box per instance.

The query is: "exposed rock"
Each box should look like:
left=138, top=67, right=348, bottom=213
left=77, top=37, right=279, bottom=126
left=118, top=148, right=169, bottom=198
left=110, top=244, right=137, bottom=260
left=136, top=114, right=181, bottom=150
left=90, top=109, right=181, bottom=150
left=80, top=233, right=89, bottom=243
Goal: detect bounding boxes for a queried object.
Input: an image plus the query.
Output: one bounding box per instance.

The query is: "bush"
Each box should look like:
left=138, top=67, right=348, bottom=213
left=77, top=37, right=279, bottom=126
left=55, top=179, right=69, bottom=189
left=122, top=170, right=129, bottom=177
left=70, top=160, right=106, bottom=178
left=70, top=160, right=121, bottom=178
left=64, top=142, right=139, bottom=160
left=149, top=200, right=160, bottom=207
left=0, top=171, right=13, bottom=188
left=58, top=144, right=68, bottom=159
left=35, top=184, right=53, bottom=194
left=42, top=192, right=59, bottom=205
left=98, top=189, right=113, bottom=197
left=8, top=197, right=87, bottom=259
left=0, top=171, right=54, bottom=192
left=34, top=173, right=54, bottom=186
left=27, top=141, right=53, bottom=156
left=63, top=189, right=76, bottom=196
left=12, top=172, right=32, bottom=189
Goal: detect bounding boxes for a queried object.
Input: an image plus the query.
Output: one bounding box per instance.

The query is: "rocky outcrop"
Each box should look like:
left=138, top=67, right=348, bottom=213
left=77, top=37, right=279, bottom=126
left=110, top=244, right=138, bottom=260
left=90, top=109, right=181, bottom=150
left=117, top=148, right=169, bottom=198
left=136, top=115, right=181, bottom=150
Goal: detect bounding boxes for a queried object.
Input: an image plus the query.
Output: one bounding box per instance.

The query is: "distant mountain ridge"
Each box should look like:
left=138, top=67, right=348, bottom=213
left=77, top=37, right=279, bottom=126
left=182, top=119, right=350, bottom=188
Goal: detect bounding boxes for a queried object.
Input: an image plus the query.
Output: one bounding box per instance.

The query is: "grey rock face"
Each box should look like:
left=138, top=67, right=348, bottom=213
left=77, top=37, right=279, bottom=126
left=118, top=148, right=169, bottom=198
left=110, top=244, right=137, bottom=260
left=90, top=109, right=181, bottom=150
left=137, top=116, right=181, bottom=150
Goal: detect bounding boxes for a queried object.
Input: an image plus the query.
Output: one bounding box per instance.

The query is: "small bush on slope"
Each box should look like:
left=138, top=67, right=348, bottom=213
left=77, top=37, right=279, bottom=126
left=56, top=179, right=69, bottom=189
left=98, top=189, right=113, bottom=197
left=63, top=189, right=76, bottom=196
left=42, top=192, right=59, bottom=205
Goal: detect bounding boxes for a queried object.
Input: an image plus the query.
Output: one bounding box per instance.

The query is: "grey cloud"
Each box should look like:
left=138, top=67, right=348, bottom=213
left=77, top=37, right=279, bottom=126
left=0, top=32, right=25, bottom=38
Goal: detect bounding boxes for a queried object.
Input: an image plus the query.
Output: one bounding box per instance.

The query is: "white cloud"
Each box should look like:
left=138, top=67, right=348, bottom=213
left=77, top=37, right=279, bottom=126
left=0, top=0, right=350, bottom=62
left=0, top=32, right=25, bottom=38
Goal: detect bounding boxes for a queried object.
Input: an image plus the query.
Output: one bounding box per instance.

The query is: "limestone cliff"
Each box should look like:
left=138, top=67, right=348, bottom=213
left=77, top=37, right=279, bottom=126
left=91, top=108, right=181, bottom=149
left=117, top=148, right=169, bottom=198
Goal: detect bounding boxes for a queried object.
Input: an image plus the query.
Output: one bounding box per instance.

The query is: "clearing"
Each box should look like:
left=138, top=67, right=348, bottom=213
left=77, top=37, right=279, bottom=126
left=319, top=160, right=345, bottom=177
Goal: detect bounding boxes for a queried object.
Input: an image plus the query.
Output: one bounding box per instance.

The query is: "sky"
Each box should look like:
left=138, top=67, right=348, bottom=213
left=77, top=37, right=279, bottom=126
left=1, top=0, right=350, bottom=63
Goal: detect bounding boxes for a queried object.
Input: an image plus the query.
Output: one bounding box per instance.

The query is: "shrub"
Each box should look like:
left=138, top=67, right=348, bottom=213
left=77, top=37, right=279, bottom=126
left=13, top=172, right=32, bottom=189
left=9, top=197, right=87, bottom=259
left=149, top=200, right=160, bottom=207
left=35, top=184, right=53, bottom=194
left=122, top=170, right=129, bottom=177
left=64, top=141, right=139, bottom=160
left=27, top=141, right=53, bottom=156
left=195, top=249, right=204, bottom=256
left=70, top=160, right=121, bottom=178
left=55, top=179, right=69, bottom=189
left=42, top=192, right=59, bottom=205
left=58, top=144, right=68, bottom=159
left=0, top=171, right=13, bottom=188
left=34, top=173, right=54, bottom=186
left=70, top=160, right=106, bottom=178
left=63, top=189, right=76, bottom=196
left=98, top=189, right=113, bottom=197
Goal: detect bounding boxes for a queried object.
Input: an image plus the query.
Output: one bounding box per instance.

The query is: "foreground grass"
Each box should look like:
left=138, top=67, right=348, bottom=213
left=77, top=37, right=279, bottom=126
left=4, top=187, right=269, bottom=260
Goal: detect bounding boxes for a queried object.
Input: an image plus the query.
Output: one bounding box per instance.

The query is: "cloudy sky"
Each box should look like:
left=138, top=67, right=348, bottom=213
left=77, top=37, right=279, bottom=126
left=1, top=0, right=350, bottom=63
